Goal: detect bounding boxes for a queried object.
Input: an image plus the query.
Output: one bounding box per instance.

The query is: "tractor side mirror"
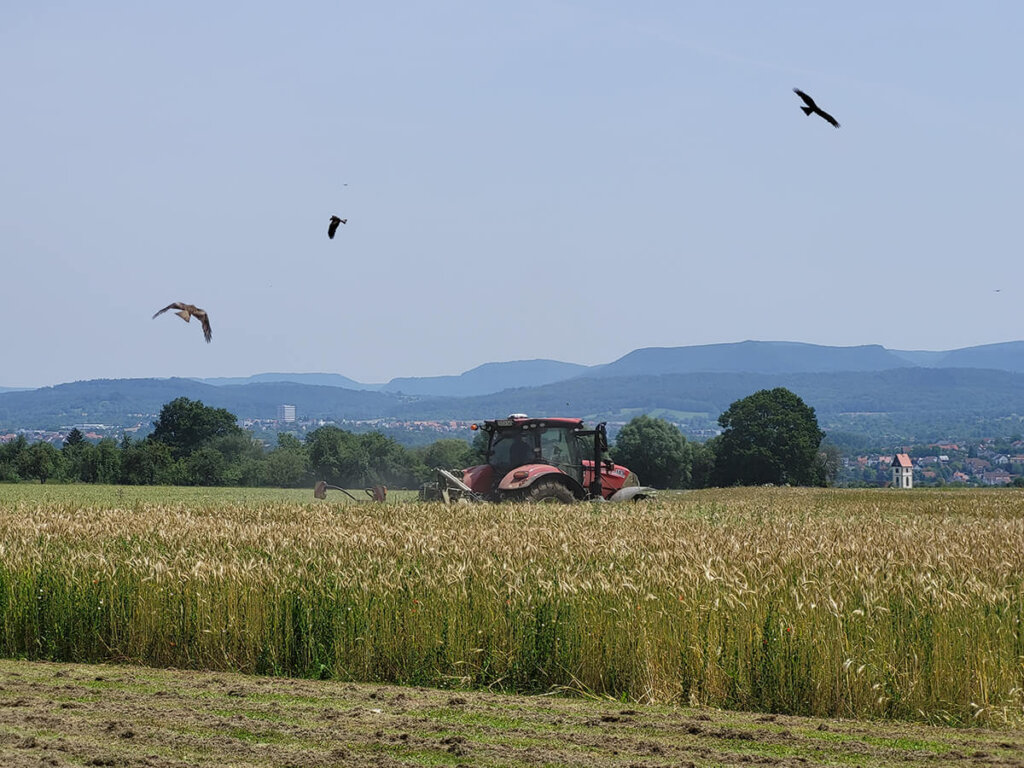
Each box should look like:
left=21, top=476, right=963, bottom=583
left=314, top=480, right=327, bottom=499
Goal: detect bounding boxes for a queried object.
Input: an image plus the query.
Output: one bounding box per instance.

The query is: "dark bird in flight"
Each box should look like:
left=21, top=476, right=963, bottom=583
left=793, top=88, right=840, bottom=128
left=152, top=302, right=212, bottom=343
left=328, top=215, right=347, bottom=239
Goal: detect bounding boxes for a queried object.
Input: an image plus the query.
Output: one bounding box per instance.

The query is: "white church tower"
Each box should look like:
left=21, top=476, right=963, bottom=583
left=892, top=453, right=913, bottom=489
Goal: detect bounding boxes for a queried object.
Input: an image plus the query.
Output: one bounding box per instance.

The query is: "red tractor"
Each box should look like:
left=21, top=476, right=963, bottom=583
left=420, top=414, right=655, bottom=503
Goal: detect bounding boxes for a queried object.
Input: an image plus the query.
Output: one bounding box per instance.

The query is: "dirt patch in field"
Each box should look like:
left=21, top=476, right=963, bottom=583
left=1, top=659, right=1021, bottom=767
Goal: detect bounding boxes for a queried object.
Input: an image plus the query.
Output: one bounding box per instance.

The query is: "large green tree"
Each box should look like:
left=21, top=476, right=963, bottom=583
left=414, top=438, right=475, bottom=482
left=63, top=428, right=85, bottom=449
left=150, top=397, right=244, bottom=459
left=0, top=435, right=28, bottom=482
left=19, top=441, right=62, bottom=484
left=689, top=437, right=719, bottom=489
left=612, top=415, right=691, bottom=489
left=713, top=388, right=826, bottom=487
left=120, top=436, right=177, bottom=485
left=186, top=446, right=230, bottom=486
left=61, top=428, right=87, bottom=481
left=78, top=439, right=122, bottom=484
left=306, top=426, right=416, bottom=488
left=357, top=432, right=416, bottom=487
left=306, top=426, right=363, bottom=486
left=264, top=433, right=310, bottom=488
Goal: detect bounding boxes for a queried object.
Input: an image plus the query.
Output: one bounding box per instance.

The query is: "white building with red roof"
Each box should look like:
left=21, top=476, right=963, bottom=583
left=892, top=453, right=913, bottom=489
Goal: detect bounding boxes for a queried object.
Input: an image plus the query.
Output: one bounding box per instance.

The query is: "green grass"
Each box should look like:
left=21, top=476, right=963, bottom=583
left=369, top=744, right=467, bottom=766
left=4, top=657, right=1022, bottom=768
left=0, top=482, right=420, bottom=506
left=424, top=709, right=527, bottom=730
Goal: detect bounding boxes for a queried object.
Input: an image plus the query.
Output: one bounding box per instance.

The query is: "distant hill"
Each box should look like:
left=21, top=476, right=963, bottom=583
left=587, top=341, right=912, bottom=378
left=10, top=367, right=1022, bottom=433
left=380, top=359, right=590, bottom=397
left=196, top=372, right=381, bottom=390
left=5, top=340, right=1024, bottom=441
left=9, top=340, right=1024, bottom=401
left=928, top=341, right=1024, bottom=372
left=888, top=349, right=949, bottom=366
left=388, top=367, right=1024, bottom=423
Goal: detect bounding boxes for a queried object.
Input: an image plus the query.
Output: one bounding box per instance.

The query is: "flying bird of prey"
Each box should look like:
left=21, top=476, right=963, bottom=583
left=328, top=215, right=347, bottom=239
left=152, top=302, right=212, bottom=343
left=793, top=88, right=840, bottom=128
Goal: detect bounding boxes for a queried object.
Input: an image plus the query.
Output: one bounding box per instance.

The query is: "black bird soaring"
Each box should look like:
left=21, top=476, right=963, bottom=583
left=328, top=215, right=347, bottom=239
left=793, top=88, right=840, bottom=128
left=152, top=302, right=212, bottom=343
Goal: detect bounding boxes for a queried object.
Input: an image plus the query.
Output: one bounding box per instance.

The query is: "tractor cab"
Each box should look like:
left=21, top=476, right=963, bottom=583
left=484, top=416, right=586, bottom=483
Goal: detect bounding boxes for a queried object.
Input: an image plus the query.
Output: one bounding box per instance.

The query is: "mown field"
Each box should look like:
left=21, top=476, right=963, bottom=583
left=4, top=658, right=1023, bottom=768
left=0, top=484, right=1022, bottom=730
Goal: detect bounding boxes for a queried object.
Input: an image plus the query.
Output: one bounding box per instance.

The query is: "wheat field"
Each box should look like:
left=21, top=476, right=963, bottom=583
left=0, top=484, right=1021, bottom=726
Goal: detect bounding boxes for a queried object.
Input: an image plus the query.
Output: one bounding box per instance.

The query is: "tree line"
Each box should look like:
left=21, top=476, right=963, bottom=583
left=0, top=388, right=833, bottom=489
left=0, top=398, right=476, bottom=489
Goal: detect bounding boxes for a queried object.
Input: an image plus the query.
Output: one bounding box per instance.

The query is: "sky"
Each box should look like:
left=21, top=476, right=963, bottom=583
left=3, top=2, right=1023, bottom=388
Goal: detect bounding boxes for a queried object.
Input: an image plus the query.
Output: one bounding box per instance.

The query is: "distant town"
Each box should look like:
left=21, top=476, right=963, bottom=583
left=840, top=440, right=1024, bottom=487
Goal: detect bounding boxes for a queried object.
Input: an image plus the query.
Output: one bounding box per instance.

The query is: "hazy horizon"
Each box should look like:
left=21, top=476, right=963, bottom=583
left=4, top=337, right=1023, bottom=390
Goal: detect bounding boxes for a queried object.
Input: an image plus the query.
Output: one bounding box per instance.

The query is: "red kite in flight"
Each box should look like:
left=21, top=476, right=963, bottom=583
left=328, top=215, right=347, bottom=239
left=152, top=302, right=212, bottom=343
left=793, top=88, right=840, bottom=128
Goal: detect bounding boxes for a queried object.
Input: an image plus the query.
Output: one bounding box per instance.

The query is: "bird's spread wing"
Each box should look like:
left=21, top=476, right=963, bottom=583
left=193, top=310, right=212, bottom=343
left=794, top=88, right=840, bottom=128
left=152, top=302, right=185, bottom=319
left=817, top=109, right=840, bottom=128
left=328, top=218, right=339, bottom=239
left=793, top=88, right=816, bottom=109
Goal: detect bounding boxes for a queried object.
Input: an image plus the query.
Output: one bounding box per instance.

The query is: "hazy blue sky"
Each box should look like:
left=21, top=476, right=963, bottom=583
left=3, top=2, right=1022, bottom=387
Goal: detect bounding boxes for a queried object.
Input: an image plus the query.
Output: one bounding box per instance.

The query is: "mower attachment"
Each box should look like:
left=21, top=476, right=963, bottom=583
left=314, top=480, right=387, bottom=502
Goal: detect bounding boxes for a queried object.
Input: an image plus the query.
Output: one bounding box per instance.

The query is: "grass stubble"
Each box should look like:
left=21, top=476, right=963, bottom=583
left=3, top=658, right=1023, bottom=768
left=0, top=485, right=1021, bottom=731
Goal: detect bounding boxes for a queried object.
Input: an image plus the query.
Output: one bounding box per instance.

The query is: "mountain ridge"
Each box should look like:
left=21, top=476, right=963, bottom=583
left=195, top=372, right=382, bottom=390
left=380, top=359, right=590, bottom=397
left=4, top=340, right=1024, bottom=435
left=67, top=339, right=1024, bottom=400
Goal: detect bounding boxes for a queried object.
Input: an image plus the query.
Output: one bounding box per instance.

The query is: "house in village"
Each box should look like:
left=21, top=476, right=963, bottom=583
left=983, top=470, right=1013, bottom=486
left=892, top=453, right=913, bottom=489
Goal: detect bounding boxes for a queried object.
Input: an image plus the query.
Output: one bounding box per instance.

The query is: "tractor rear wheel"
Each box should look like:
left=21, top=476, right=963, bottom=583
left=526, top=478, right=576, bottom=504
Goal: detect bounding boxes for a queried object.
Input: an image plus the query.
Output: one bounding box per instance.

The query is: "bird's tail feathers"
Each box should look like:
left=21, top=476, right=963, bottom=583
left=801, top=106, right=814, bottom=116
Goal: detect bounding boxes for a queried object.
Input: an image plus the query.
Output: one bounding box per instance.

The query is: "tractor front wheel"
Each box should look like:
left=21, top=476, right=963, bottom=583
left=525, top=478, right=576, bottom=504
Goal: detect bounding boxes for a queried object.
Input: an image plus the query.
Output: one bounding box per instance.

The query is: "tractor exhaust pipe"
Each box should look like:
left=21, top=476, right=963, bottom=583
left=589, top=422, right=608, bottom=500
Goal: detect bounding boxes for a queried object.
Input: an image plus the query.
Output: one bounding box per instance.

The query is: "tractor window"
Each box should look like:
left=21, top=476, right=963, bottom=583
left=539, top=428, right=577, bottom=470
left=489, top=431, right=534, bottom=469
left=575, top=433, right=596, bottom=463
